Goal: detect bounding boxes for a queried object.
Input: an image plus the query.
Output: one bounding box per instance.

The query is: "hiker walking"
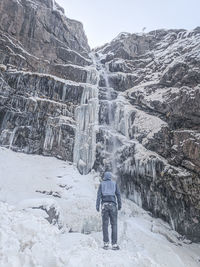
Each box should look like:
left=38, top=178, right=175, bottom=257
left=96, top=171, right=122, bottom=250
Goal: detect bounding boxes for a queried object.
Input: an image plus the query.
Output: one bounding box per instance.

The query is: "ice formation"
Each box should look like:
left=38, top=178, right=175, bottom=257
left=73, top=53, right=99, bottom=174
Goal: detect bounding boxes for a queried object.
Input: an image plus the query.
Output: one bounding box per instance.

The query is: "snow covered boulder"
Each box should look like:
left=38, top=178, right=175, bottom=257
left=0, top=202, right=65, bottom=267
left=18, top=198, right=64, bottom=230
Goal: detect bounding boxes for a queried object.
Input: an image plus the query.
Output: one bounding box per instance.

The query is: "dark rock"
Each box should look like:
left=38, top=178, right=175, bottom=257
left=0, top=0, right=90, bottom=62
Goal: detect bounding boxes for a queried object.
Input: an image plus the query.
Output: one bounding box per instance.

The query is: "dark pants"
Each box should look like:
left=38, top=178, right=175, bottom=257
left=101, top=202, right=118, bottom=245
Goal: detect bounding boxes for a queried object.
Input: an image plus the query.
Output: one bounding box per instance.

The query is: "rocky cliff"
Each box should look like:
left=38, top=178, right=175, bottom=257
left=0, top=0, right=199, bottom=241
left=0, top=0, right=95, bottom=161
left=94, top=29, right=200, bottom=242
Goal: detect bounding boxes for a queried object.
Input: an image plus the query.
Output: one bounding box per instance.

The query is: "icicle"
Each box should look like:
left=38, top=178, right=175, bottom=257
left=9, top=127, right=18, bottom=149
left=62, top=85, right=67, bottom=102
left=169, top=213, right=175, bottom=230
left=44, top=120, right=54, bottom=151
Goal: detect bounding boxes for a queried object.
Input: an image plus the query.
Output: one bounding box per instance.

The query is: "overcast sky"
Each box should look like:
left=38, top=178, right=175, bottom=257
left=56, top=0, right=200, bottom=48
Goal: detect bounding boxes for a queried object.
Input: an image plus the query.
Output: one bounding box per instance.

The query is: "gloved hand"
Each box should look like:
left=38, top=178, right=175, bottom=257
left=96, top=207, right=100, bottom=212
left=118, top=206, right=121, bottom=211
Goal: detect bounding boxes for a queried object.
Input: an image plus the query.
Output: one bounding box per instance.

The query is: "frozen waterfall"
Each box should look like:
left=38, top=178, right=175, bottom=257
left=73, top=53, right=99, bottom=174
left=94, top=54, right=133, bottom=176
left=73, top=51, right=159, bottom=185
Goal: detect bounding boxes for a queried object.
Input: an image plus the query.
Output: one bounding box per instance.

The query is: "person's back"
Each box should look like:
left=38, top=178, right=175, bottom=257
left=96, top=171, right=122, bottom=250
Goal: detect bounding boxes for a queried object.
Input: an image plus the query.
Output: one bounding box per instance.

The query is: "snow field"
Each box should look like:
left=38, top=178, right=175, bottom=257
left=0, top=148, right=200, bottom=267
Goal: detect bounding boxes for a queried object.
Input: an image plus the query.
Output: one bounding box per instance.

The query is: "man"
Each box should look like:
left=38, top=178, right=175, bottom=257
left=96, top=171, right=122, bottom=250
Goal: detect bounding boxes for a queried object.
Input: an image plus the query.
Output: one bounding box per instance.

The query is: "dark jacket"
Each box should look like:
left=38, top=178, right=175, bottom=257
left=96, top=172, right=122, bottom=211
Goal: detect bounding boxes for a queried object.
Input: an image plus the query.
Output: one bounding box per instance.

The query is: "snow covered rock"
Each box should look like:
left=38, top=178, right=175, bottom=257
left=0, top=0, right=97, bottom=161
left=94, top=29, right=200, bottom=241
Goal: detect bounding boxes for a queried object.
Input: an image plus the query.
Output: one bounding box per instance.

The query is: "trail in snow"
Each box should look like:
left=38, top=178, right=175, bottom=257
left=0, top=147, right=200, bottom=267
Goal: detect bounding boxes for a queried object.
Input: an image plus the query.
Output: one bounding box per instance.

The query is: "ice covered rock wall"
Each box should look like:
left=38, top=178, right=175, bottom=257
left=0, top=0, right=96, bottom=162
left=94, top=28, right=200, bottom=241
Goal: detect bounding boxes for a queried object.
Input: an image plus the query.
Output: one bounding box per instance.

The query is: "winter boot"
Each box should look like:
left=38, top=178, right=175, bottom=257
left=103, top=242, right=109, bottom=250
left=112, top=244, right=120, bottom=250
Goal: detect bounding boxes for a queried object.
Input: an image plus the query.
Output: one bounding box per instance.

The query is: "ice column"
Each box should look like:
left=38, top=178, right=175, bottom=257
left=73, top=54, right=99, bottom=174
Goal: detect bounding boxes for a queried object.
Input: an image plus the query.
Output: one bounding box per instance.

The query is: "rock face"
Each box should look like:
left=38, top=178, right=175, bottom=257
left=0, top=0, right=200, bottom=241
left=94, top=29, right=200, bottom=242
left=0, top=0, right=97, bottom=162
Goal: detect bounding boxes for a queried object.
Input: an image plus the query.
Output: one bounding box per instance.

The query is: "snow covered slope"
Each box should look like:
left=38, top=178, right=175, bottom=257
left=0, top=148, right=199, bottom=267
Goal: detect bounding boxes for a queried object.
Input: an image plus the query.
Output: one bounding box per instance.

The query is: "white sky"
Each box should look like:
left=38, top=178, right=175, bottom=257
left=56, top=0, right=200, bottom=48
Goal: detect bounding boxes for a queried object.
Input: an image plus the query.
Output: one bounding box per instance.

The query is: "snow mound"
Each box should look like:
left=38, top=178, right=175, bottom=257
left=0, top=202, right=64, bottom=267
